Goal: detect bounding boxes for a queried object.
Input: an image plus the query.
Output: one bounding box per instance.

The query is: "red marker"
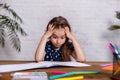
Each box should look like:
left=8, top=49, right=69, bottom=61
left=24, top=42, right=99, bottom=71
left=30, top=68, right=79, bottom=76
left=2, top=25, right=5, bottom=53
left=49, top=71, right=67, bottom=74
left=40, top=70, right=67, bottom=74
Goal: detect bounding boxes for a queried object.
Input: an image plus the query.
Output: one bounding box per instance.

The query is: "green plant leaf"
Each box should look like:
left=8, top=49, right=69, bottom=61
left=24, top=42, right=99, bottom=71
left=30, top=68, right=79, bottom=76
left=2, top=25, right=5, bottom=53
left=0, top=27, right=5, bottom=47
left=109, top=25, right=120, bottom=30
left=0, top=3, right=27, bottom=52
left=0, top=3, right=23, bottom=23
left=116, top=11, right=120, bottom=19
left=8, top=30, right=21, bottom=52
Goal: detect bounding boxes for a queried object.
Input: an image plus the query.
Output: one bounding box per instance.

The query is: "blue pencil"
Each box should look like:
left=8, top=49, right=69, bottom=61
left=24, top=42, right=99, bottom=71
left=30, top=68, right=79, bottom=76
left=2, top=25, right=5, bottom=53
left=49, top=73, right=73, bottom=80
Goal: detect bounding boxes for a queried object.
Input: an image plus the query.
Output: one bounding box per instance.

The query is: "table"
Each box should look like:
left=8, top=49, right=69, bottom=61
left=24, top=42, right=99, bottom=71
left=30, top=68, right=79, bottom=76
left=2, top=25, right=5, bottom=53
left=0, top=61, right=112, bottom=80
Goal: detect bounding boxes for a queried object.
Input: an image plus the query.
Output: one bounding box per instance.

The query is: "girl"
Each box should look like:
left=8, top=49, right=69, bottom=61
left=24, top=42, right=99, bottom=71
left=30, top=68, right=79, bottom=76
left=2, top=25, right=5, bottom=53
left=35, top=16, right=86, bottom=62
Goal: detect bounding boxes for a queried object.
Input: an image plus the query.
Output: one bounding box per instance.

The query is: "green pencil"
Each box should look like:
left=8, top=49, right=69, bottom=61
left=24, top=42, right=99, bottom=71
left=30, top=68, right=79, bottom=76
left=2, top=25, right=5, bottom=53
left=69, top=70, right=101, bottom=75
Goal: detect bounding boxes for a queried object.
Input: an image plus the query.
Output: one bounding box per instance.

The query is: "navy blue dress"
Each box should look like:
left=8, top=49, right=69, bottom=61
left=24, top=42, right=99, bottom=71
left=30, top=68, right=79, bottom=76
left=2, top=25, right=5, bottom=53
left=44, top=41, right=74, bottom=61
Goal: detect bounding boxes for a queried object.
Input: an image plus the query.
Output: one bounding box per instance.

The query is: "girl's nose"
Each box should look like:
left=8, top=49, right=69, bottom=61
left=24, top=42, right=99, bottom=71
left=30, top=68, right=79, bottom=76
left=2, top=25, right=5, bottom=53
left=57, top=39, right=61, bottom=44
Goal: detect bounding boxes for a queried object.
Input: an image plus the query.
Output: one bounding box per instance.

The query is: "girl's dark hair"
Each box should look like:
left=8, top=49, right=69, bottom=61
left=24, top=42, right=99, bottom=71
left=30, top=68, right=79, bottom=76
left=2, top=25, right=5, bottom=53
left=46, top=16, right=72, bottom=61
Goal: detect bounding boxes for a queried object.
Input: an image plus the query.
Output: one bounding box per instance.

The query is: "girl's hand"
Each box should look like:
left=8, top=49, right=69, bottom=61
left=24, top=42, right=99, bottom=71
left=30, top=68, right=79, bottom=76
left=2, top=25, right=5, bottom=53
left=64, top=27, right=74, bottom=40
left=44, top=24, right=55, bottom=38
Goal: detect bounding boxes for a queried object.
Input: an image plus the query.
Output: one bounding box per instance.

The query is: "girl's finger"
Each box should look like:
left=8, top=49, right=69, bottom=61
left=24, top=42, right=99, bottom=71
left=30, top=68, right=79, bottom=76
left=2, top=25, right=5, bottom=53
left=64, top=27, right=69, bottom=32
left=48, top=24, right=53, bottom=29
left=48, top=24, right=54, bottom=31
left=51, top=25, right=55, bottom=30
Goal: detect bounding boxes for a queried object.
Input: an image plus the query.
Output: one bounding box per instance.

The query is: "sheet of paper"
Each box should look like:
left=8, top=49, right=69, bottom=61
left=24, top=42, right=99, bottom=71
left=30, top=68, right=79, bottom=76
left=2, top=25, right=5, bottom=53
left=0, top=61, right=91, bottom=73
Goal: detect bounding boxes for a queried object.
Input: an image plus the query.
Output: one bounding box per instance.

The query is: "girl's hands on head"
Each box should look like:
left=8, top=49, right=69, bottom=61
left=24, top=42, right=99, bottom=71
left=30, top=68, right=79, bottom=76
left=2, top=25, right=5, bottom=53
left=44, top=24, right=55, bottom=38
left=64, top=27, right=74, bottom=40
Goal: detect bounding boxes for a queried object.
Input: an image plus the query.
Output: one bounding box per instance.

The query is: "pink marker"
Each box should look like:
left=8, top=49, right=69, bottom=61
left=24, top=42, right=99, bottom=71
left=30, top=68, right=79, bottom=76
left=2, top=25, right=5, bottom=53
left=109, top=43, right=115, bottom=54
left=50, top=71, right=67, bottom=75
left=40, top=70, right=67, bottom=74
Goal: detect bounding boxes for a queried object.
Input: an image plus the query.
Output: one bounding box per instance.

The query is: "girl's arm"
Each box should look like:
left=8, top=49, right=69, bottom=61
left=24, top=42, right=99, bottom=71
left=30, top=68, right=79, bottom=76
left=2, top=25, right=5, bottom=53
left=71, top=38, right=86, bottom=62
left=35, top=24, right=54, bottom=62
left=35, top=35, right=48, bottom=62
left=64, top=27, right=86, bottom=62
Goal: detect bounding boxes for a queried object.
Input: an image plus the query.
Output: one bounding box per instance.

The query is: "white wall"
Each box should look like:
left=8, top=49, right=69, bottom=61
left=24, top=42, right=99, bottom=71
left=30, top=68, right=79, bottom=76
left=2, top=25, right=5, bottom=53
left=0, top=0, right=120, bottom=61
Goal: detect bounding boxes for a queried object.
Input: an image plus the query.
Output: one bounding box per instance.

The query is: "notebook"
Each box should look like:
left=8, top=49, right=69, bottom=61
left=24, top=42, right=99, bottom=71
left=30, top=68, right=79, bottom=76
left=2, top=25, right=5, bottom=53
left=0, top=61, right=91, bottom=72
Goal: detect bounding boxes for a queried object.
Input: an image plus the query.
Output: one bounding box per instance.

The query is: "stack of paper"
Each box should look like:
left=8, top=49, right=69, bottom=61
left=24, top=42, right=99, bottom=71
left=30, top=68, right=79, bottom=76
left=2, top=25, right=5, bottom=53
left=11, top=72, right=48, bottom=80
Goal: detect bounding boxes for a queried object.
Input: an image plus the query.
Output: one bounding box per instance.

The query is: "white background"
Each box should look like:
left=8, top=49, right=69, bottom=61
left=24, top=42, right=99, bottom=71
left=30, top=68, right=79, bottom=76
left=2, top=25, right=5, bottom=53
left=0, top=0, right=120, bottom=62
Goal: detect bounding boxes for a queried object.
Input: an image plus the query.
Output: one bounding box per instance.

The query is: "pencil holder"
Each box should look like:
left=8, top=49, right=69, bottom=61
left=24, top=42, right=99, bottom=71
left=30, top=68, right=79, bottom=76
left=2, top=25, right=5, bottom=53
left=111, top=54, right=120, bottom=80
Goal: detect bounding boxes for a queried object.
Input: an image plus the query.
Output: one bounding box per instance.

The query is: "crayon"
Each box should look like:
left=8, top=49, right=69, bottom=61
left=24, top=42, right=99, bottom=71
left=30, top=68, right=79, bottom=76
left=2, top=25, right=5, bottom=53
left=49, top=73, right=73, bottom=80
left=54, top=76, right=84, bottom=80
left=70, top=70, right=101, bottom=75
left=113, top=44, right=119, bottom=54
left=114, top=67, right=120, bottom=75
left=49, top=71, right=67, bottom=74
left=40, top=70, right=67, bottom=74
left=109, top=43, right=115, bottom=53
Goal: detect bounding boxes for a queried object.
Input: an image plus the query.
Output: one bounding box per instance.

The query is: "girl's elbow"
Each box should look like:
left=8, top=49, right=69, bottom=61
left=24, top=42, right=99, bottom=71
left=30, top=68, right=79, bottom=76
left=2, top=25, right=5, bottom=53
left=77, top=58, right=86, bottom=63
left=35, top=58, right=44, bottom=62
left=81, top=59, right=86, bottom=63
left=35, top=54, right=45, bottom=62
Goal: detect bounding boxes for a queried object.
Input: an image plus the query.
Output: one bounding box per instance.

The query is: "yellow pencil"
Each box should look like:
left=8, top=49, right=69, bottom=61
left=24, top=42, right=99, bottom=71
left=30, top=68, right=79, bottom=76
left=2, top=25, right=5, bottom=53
left=114, top=67, right=120, bottom=75
left=54, top=76, right=84, bottom=80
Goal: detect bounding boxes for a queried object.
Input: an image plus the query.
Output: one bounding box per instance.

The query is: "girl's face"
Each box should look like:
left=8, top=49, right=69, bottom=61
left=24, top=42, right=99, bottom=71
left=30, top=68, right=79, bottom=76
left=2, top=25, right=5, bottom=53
left=50, top=28, right=66, bottom=49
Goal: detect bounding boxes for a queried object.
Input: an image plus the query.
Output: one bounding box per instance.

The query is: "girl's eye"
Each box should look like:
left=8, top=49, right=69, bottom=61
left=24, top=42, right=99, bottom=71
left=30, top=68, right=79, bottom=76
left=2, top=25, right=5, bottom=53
left=53, top=36, right=57, bottom=39
left=61, top=36, right=65, bottom=39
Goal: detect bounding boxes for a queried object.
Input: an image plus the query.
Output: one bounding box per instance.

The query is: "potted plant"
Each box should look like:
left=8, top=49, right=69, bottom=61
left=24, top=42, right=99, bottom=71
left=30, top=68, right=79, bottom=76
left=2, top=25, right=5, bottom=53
left=109, top=11, right=120, bottom=30
left=0, top=3, right=27, bottom=52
